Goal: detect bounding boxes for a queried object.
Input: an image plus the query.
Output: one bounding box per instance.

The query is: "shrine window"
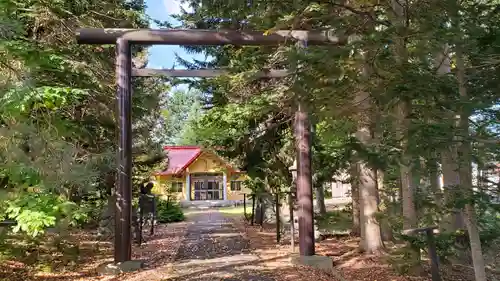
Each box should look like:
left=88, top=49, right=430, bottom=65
left=170, top=182, right=183, bottom=193
left=230, top=181, right=242, bottom=191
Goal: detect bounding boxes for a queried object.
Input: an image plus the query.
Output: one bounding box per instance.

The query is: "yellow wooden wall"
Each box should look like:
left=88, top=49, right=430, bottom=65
left=227, top=173, right=249, bottom=200
left=153, top=151, right=250, bottom=201
left=152, top=174, right=185, bottom=201
left=186, top=152, right=225, bottom=174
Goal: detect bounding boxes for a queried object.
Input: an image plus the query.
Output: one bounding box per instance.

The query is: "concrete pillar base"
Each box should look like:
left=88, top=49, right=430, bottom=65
left=290, top=254, right=333, bottom=271
left=290, top=254, right=348, bottom=281
left=96, top=260, right=145, bottom=275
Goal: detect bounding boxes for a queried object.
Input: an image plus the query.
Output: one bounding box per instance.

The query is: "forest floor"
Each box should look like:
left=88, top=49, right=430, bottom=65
left=236, top=218, right=499, bottom=281
left=0, top=221, right=189, bottom=281
left=0, top=209, right=499, bottom=281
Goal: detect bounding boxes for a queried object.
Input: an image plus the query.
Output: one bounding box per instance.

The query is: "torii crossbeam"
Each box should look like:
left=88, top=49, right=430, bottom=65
left=76, top=28, right=348, bottom=263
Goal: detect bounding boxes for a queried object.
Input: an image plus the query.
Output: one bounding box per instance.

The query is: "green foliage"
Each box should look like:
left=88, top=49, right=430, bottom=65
left=0, top=86, right=89, bottom=115
left=133, top=148, right=168, bottom=188
left=315, top=210, right=352, bottom=234
left=171, top=0, right=500, bottom=277
left=156, top=200, right=185, bottom=223
left=389, top=245, right=426, bottom=275
left=157, top=88, right=205, bottom=145
left=0, top=0, right=167, bottom=241
left=2, top=193, right=89, bottom=237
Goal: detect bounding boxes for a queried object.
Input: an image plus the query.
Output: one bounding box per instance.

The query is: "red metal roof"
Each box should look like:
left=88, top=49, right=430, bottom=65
left=154, top=146, right=242, bottom=176
left=156, top=146, right=202, bottom=176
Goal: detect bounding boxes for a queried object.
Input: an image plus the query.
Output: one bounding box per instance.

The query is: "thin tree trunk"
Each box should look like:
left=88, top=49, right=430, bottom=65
left=288, top=192, right=295, bottom=252
left=371, top=113, right=392, bottom=242
left=251, top=194, right=255, bottom=225
left=349, top=163, right=361, bottom=236
left=397, top=109, right=418, bottom=231
left=378, top=170, right=393, bottom=241
left=355, top=80, right=383, bottom=253
left=315, top=184, right=327, bottom=215
left=427, top=153, right=442, bottom=205
left=414, top=158, right=425, bottom=194
left=435, top=47, right=466, bottom=232
left=390, top=0, right=420, bottom=271
left=456, top=47, right=487, bottom=281
left=353, top=49, right=384, bottom=254
left=257, top=196, right=265, bottom=227
left=389, top=0, right=418, bottom=232
left=441, top=148, right=466, bottom=230
left=275, top=191, right=280, bottom=243
left=395, top=177, right=402, bottom=203
left=353, top=38, right=384, bottom=254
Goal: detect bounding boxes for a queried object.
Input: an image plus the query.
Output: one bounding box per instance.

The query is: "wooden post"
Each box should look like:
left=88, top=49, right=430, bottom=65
left=276, top=191, right=281, bottom=243
left=150, top=196, right=156, bottom=236
left=426, top=228, right=441, bottom=281
left=115, top=38, right=132, bottom=263
left=289, top=192, right=295, bottom=252
left=258, top=196, right=264, bottom=228
left=403, top=226, right=441, bottom=281
left=293, top=38, right=315, bottom=257
left=295, top=102, right=315, bottom=256
left=251, top=194, right=255, bottom=226
left=243, top=194, right=247, bottom=219
left=137, top=206, right=143, bottom=246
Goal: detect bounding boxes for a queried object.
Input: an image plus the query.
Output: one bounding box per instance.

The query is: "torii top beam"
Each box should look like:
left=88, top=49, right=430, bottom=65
left=76, top=28, right=348, bottom=45
left=132, top=68, right=291, bottom=78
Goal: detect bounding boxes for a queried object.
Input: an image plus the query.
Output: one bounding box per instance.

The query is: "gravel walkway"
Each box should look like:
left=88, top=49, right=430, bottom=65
left=165, top=210, right=277, bottom=281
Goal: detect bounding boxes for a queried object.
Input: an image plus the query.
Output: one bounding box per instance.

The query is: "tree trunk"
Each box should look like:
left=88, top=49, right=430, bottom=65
left=251, top=194, right=255, bottom=225
left=288, top=192, right=295, bottom=252
left=255, top=196, right=265, bottom=226
left=441, top=149, right=466, bottom=230
left=354, top=85, right=383, bottom=253
left=390, top=0, right=420, bottom=271
left=354, top=44, right=384, bottom=254
left=397, top=103, right=418, bottom=231
left=413, top=158, right=425, bottom=194
left=358, top=159, right=383, bottom=253
left=427, top=153, right=442, bottom=205
left=315, top=184, right=327, bottom=215
left=456, top=48, right=487, bottom=281
left=254, top=193, right=275, bottom=226
left=378, top=170, right=393, bottom=242
left=389, top=0, right=418, bottom=232
left=350, top=163, right=361, bottom=236
left=394, top=74, right=420, bottom=272
left=435, top=48, right=466, bottom=232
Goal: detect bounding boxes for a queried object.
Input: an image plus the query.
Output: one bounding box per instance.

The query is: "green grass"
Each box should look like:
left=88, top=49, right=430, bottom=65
left=217, top=206, right=246, bottom=215
left=316, top=210, right=352, bottom=234
left=182, top=206, right=249, bottom=216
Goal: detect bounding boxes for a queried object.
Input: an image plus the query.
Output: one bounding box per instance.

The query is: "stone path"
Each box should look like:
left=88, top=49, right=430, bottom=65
left=165, top=211, right=277, bottom=281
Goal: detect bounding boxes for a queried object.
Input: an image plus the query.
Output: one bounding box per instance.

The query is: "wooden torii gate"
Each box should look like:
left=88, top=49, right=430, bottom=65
left=76, top=28, right=348, bottom=263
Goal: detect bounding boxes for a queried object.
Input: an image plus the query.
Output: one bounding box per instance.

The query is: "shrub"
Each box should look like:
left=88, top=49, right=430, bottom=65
left=244, top=212, right=253, bottom=222
left=156, top=200, right=185, bottom=223
left=315, top=210, right=352, bottom=234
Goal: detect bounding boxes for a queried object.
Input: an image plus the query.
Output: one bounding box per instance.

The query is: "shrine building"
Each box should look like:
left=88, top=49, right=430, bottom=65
left=152, top=146, right=250, bottom=207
